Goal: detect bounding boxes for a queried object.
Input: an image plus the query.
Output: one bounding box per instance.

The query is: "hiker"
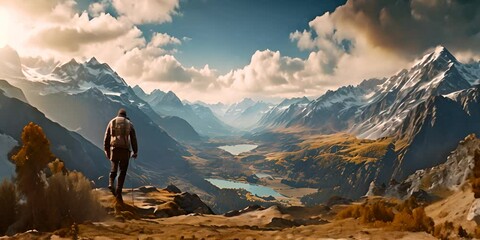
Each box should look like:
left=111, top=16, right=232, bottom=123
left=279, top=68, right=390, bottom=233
left=104, top=108, right=138, bottom=203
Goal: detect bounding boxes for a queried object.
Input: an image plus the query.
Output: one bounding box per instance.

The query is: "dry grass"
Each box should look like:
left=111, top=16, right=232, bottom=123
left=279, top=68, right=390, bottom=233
left=267, top=133, right=393, bottom=164
left=337, top=197, right=434, bottom=233
left=433, top=221, right=470, bottom=240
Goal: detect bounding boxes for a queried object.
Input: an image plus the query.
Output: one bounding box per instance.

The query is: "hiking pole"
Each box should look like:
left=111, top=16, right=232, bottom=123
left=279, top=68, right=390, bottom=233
left=130, top=156, right=134, bottom=207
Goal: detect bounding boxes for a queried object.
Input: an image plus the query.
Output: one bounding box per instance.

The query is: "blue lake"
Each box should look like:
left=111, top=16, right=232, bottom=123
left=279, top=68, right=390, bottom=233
left=206, top=178, right=282, bottom=197
left=218, top=144, right=258, bottom=155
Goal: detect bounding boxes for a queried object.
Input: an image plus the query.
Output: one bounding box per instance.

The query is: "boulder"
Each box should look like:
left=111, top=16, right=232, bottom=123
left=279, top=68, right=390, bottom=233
left=164, top=184, right=182, bottom=194
left=467, top=199, right=480, bottom=224
left=173, top=192, right=214, bottom=214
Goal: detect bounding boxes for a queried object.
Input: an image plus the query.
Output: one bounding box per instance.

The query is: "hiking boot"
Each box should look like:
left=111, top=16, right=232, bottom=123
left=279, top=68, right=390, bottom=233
left=115, top=194, right=124, bottom=204
left=108, top=185, right=116, bottom=196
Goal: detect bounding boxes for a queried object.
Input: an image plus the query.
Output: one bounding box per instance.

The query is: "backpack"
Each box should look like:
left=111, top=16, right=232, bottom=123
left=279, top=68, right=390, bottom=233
left=110, top=117, right=131, bottom=149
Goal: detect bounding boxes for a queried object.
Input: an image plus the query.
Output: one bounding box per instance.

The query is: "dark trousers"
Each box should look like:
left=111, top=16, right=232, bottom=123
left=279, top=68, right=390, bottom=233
left=109, top=148, right=130, bottom=196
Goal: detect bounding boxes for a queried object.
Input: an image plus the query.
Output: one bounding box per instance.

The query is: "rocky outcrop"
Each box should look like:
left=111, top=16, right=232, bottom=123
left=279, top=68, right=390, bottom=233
left=99, top=185, right=214, bottom=219
left=224, top=205, right=264, bottom=217
left=385, top=134, right=480, bottom=199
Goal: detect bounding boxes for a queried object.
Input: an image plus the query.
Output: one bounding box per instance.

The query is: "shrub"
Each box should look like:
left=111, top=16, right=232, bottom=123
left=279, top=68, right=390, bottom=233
left=0, top=179, right=17, bottom=235
left=392, top=207, right=433, bottom=233
left=43, top=171, right=105, bottom=230
left=336, top=201, right=394, bottom=223
left=433, top=221, right=470, bottom=240
left=336, top=198, right=434, bottom=233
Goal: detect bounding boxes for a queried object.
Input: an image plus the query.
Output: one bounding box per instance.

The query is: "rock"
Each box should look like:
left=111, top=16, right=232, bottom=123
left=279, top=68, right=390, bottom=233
left=325, top=196, right=352, bottom=207
left=258, top=195, right=276, bottom=201
left=224, top=205, right=264, bottom=217
left=411, top=190, right=436, bottom=204
left=467, top=199, right=480, bottom=224
left=164, top=184, right=182, bottom=193
left=365, top=181, right=386, bottom=196
left=246, top=174, right=259, bottom=183
left=266, top=218, right=299, bottom=228
left=137, top=186, right=159, bottom=193
left=173, top=192, right=214, bottom=214
left=154, top=202, right=186, bottom=218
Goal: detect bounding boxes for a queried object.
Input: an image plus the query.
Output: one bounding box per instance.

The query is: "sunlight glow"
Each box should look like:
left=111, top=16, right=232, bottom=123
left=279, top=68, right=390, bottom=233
left=0, top=7, right=11, bottom=47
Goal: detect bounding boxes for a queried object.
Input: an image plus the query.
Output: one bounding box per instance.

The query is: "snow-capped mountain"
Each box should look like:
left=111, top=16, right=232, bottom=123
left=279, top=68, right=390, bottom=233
left=133, top=85, right=166, bottom=104
left=261, top=46, right=480, bottom=140
left=134, top=86, right=234, bottom=136
left=351, top=46, right=474, bottom=139
left=222, top=98, right=256, bottom=124
left=217, top=98, right=275, bottom=129
left=258, top=97, right=310, bottom=128
left=256, top=78, right=383, bottom=133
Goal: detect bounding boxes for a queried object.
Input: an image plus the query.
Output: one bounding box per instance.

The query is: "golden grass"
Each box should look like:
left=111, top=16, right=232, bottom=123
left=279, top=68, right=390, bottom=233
left=336, top=197, right=434, bottom=234
left=267, top=133, right=393, bottom=164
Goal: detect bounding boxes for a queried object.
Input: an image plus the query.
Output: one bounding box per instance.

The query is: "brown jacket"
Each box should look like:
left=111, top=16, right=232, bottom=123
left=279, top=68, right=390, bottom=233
left=104, top=116, right=138, bottom=155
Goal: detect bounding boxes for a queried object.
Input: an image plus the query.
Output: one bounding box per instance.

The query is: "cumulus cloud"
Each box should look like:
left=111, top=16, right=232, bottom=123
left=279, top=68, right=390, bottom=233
left=29, top=13, right=138, bottom=52
left=88, top=0, right=109, bottom=17
left=111, top=0, right=180, bottom=24
left=294, top=0, right=480, bottom=61
left=0, top=0, right=75, bottom=18
left=149, top=33, right=181, bottom=47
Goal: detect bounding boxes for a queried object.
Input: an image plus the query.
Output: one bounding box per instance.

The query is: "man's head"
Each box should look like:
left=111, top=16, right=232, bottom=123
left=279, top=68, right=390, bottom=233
left=118, top=108, right=127, bottom=117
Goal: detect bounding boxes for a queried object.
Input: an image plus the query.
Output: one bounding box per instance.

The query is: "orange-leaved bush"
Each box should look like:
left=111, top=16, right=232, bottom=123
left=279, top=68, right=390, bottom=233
left=7, top=122, right=104, bottom=233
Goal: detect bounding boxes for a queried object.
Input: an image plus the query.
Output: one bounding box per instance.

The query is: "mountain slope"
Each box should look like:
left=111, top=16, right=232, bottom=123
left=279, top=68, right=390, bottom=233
left=0, top=79, right=27, bottom=102
left=0, top=133, right=17, bottom=180
left=258, top=97, right=309, bottom=128
left=391, top=84, right=480, bottom=179
left=0, top=81, right=109, bottom=182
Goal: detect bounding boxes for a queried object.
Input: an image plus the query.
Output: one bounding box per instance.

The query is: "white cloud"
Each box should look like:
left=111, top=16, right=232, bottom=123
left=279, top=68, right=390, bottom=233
left=29, top=12, right=138, bottom=52
left=111, top=0, right=179, bottom=24
left=149, top=32, right=181, bottom=47
left=88, top=0, right=109, bottom=17
left=0, top=0, right=75, bottom=18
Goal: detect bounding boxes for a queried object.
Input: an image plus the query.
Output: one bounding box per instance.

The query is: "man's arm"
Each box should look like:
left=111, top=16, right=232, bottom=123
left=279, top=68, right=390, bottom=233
left=130, top=122, right=138, bottom=158
left=104, top=121, right=111, bottom=159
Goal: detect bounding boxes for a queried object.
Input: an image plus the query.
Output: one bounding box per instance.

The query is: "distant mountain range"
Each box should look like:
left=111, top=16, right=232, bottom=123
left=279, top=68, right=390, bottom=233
left=133, top=85, right=234, bottom=137
left=201, top=98, right=276, bottom=130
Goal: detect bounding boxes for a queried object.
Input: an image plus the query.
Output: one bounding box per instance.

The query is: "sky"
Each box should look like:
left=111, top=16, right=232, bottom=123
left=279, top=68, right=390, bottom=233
left=0, top=0, right=479, bottom=103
